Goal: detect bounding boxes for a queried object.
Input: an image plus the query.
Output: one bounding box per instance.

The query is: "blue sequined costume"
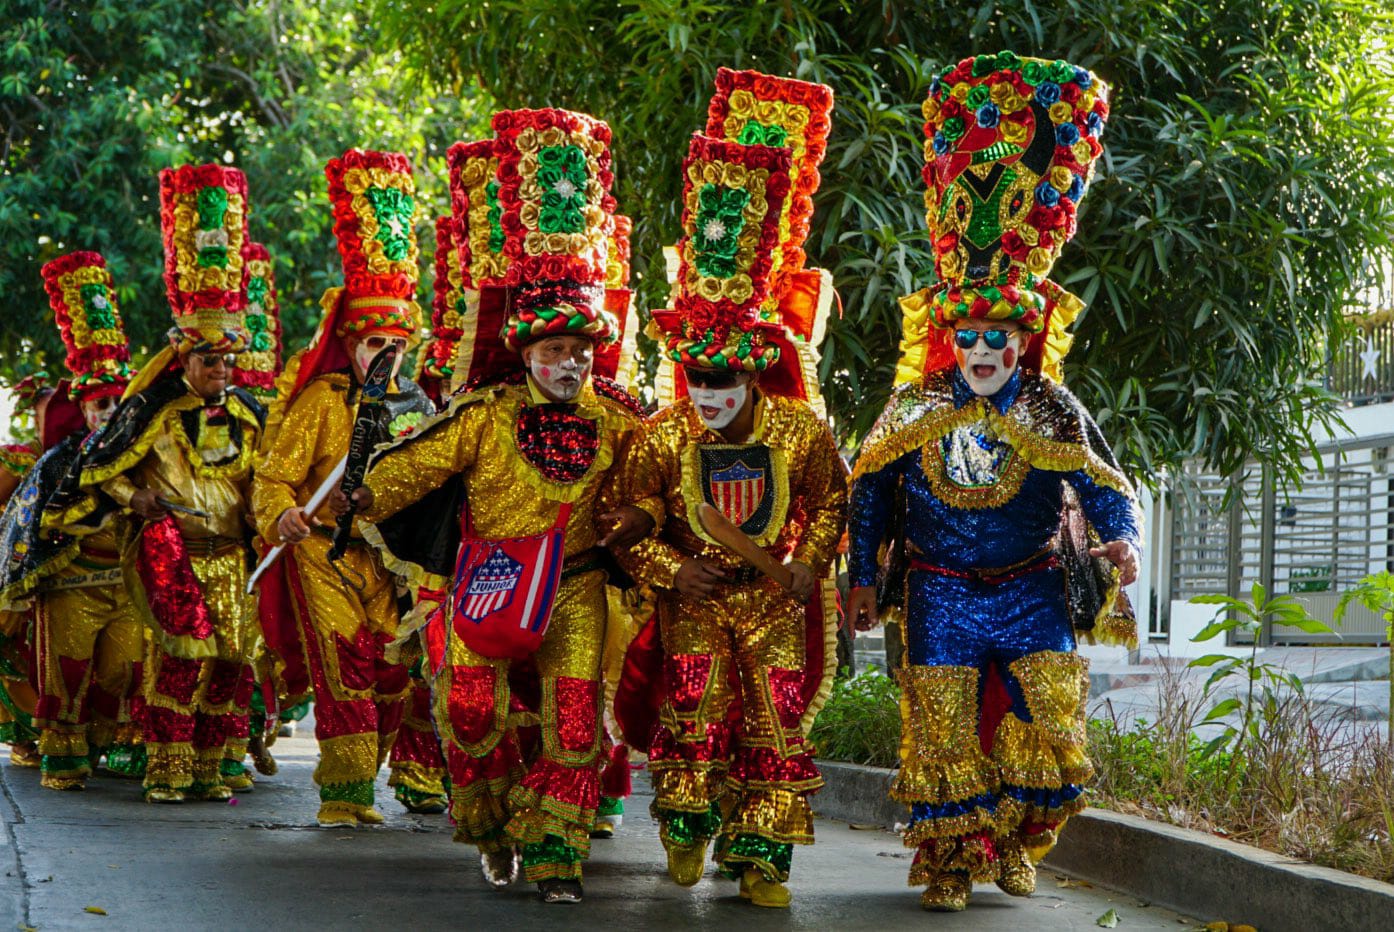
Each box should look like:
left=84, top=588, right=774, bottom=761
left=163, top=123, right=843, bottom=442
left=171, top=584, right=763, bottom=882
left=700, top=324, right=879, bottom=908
left=848, top=366, right=1140, bottom=884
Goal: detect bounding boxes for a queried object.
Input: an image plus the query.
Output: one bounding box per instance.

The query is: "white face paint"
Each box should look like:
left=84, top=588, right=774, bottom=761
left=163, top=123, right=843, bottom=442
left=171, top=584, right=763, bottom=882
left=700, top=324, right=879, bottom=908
left=954, top=326, right=1024, bottom=397
left=354, top=337, right=406, bottom=385
left=528, top=354, right=591, bottom=402
left=80, top=395, right=118, bottom=431
left=690, top=382, right=749, bottom=430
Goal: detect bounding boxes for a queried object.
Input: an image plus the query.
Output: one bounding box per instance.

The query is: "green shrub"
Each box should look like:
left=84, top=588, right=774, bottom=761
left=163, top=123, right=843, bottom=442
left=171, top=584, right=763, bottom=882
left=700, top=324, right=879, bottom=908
left=807, top=668, right=901, bottom=768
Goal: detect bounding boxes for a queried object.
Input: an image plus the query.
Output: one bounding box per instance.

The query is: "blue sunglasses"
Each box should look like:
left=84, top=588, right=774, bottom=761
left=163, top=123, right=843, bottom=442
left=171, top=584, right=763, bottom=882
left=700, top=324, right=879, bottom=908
left=954, top=329, right=1012, bottom=350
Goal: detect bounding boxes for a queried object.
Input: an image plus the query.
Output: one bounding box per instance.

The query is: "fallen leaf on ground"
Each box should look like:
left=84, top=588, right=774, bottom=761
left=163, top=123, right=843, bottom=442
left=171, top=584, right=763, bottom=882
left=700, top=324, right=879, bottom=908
left=1097, top=908, right=1120, bottom=928
left=1057, top=877, right=1093, bottom=889
left=84, top=907, right=107, bottom=916
left=846, top=822, right=881, bottom=830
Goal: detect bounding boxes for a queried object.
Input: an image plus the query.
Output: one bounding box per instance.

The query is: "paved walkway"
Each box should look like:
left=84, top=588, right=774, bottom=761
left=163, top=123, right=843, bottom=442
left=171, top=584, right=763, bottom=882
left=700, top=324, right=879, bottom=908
left=0, top=730, right=1197, bottom=930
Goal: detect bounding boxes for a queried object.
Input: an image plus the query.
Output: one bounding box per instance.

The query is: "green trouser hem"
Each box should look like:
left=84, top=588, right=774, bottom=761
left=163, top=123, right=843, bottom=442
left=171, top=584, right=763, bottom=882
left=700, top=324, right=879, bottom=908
left=41, top=754, right=91, bottom=779
left=104, top=744, right=147, bottom=777
left=320, top=780, right=375, bottom=807
left=279, top=698, right=311, bottom=723
left=521, top=834, right=583, bottom=882
left=657, top=802, right=722, bottom=845
left=597, top=795, right=624, bottom=818
left=717, top=833, right=794, bottom=883
left=395, top=784, right=447, bottom=807
left=0, top=720, right=37, bottom=745
left=220, top=758, right=249, bottom=778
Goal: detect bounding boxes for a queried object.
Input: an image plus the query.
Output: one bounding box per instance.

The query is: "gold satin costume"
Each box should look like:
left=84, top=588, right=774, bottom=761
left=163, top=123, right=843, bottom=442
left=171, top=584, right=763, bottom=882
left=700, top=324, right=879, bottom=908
left=362, top=377, right=643, bottom=883
left=611, top=392, right=847, bottom=882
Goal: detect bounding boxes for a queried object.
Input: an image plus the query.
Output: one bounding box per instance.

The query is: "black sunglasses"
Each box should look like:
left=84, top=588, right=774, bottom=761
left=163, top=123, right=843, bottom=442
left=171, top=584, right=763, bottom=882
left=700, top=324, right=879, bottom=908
left=953, top=329, right=1012, bottom=351
left=195, top=353, right=238, bottom=368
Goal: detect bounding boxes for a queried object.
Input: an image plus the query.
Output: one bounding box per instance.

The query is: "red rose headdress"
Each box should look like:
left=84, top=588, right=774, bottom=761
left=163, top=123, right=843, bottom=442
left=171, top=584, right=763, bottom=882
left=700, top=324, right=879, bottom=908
left=652, top=134, right=792, bottom=373
left=491, top=108, right=618, bottom=351
left=40, top=251, right=133, bottom=403
left=158, top=164, right=251, bottom=353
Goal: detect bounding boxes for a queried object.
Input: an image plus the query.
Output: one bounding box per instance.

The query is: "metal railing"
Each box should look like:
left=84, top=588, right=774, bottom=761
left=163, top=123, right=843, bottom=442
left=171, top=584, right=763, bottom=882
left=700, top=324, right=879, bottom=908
left=1329, top=312, right=1394, bottom=407
left=1167, top=444, right=1393, bottom=644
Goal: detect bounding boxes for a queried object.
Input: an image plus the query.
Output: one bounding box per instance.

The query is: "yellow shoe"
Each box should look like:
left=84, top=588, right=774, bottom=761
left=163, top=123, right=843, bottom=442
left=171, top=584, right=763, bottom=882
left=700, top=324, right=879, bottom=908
left=143, top=786, right=185, bottom=804
left=665, top=840, right=708, bottom=887
left=921, top=871, right=971, bottom=912
left=317, top=802, right=360, bottom=827
left=355, top=805, right=385, bottom=825
left=10, top=743, right=40, bottom=768
left=223, top=773, right=255, bottom=793
left=739, top=869, right=791, bottom=908
left=189, top=782, right=233, bottom=801
left=39, top=773, right=85, bottom=791
left=994, top=843, right=1037, bottom=897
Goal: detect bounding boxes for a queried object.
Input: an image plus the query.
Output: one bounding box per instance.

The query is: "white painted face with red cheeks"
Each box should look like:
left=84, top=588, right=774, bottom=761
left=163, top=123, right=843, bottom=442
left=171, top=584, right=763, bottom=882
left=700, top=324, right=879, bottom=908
left=524, top=335, right=594, bottom=402
left=953, top=323, right=1024, bottom=397
left=690, top=382, right=748, bottom=430
left=80, top=395, right=118, bottom=431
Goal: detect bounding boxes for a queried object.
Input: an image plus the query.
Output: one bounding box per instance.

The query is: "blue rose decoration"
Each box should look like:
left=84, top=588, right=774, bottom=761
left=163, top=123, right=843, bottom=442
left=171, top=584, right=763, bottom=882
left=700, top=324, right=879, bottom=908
left=929, top=76, right=941, bottom=96
left=1074, top=67, right=1093, bottom=90
left=976, top=103, right=1001, bottom=129
left=1035, top=180, right=1061, bottom=207
left=1068, top=175, right=1085, bottom=201
left=1086, top=112, right=1104, bottom=138
left=1056, top=122, right=1080, bottom=146
left=932, top=131, right=949, bottom=155
left=1034, top=81, right=1061, bottom=106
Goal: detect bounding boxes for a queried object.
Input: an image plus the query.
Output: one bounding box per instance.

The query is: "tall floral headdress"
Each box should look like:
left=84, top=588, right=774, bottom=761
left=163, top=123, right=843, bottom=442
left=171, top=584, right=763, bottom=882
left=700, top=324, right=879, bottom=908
left=491, top=108, right=618, bottom=351
left=233, top=241, right=282, bottom=397
left=419, top=215, right=468, bottom=394
left=158, top=164, right=251, bottom=353
left=595, top=214, right=640, bottom=387
left=652, top=134, right=792, bottom=372
left=40, top=251, right=132, bottom=402
left=898, top=51, right=1109, bottom=383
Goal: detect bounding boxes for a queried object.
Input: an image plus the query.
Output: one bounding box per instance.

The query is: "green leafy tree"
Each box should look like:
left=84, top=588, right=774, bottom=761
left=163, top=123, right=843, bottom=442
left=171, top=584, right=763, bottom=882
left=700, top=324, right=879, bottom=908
left=374, top=0, right=1394, bottom=487
left=1, top=0, right=491, bottom=379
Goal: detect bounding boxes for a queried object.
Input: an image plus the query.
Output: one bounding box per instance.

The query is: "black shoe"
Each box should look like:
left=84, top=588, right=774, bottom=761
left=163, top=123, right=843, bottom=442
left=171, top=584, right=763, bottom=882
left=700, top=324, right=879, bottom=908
left=538, top=879, right=583, bottom=903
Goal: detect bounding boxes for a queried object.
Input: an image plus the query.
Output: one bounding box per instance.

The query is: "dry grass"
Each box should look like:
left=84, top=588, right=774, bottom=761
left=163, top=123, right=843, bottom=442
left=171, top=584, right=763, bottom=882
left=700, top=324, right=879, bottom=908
left=1089, top=663, right=1394, bottom=884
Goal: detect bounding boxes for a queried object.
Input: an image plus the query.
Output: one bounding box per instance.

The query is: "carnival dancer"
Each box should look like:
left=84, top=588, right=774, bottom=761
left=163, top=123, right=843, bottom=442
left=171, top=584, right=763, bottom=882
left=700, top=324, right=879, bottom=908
left=339, top=111, right=646, bottom=902
left=251, top=149, right=434, bottom=826
left=0, top=374, right=57, bottom=767
left=58, top=166, right=264, bottom=803
left=606, top=69, right=846, bottom=909
left=0, top=252, right=142, bottom=791
left=845, top=52, right=1142, bottom=912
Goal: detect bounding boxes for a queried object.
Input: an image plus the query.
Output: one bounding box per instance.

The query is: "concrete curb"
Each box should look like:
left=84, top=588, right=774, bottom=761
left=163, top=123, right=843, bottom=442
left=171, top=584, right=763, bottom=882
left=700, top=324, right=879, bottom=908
left=813, top=759, right=1394, bottom=931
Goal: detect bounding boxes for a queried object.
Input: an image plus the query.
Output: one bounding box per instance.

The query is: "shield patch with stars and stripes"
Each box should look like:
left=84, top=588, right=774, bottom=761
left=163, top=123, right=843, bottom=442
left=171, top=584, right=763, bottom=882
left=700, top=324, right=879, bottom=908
left=698, top=444, right=776, bottom=537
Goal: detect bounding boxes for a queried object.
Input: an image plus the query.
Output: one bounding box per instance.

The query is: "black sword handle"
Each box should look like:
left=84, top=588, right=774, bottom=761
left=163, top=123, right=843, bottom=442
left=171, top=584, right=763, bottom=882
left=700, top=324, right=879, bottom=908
left=328, top=344, right=398, bottom=562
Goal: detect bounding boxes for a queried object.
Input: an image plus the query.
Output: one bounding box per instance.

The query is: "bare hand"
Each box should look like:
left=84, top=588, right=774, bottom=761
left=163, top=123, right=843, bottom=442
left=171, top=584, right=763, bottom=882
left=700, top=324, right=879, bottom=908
left=847, top=585, right=880, bottom=631
left=130, top=489, right=171, bottom=521
left=786, top=560, right=816, bottom=604
left=276, top=507, right=320, bottom=545
left=598, top=506, right=655, bottom=549
left=329, top=487, right=372, bottom=518
left=674, top=559, right=729, bottom=600
left=1090, top=540, right=1140, bottom=586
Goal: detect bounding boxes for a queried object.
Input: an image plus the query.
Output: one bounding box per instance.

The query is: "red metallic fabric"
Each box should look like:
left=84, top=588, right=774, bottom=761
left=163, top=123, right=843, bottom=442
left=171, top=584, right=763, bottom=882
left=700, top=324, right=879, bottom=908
left=726, top=745, right=820, bottom=785
left=447, top=665, right=500, bottom=745
left=136, top=516, right=214, bottom=641
left=551, top=676, right=599, bottom=753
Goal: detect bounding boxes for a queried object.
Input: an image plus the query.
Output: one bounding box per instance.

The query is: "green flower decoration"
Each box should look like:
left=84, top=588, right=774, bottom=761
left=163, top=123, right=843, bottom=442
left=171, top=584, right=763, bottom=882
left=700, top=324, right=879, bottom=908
left=736, top=121, right=789, bottom=148
left=79, top=284, right=117, bottom=330
left=388, top=411, right=425, bottom=437
left=485, top=180, right=506, bottom=253
left=692, top=183, right=750, bottom=279
left=246, top=275, right=269, bottom=307
left=197, top=186, right=229, bottom=231
left=536, top=144, right=589, bottom=235
left=366, top=186, right=416, bottom=261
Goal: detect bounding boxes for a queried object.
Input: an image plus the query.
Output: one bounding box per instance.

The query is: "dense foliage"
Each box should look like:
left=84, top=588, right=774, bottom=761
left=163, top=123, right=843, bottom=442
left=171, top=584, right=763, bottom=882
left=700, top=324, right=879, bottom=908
left=1, top=0, right=490, bottom=373
left=374, top=0, right=1394, bottom=487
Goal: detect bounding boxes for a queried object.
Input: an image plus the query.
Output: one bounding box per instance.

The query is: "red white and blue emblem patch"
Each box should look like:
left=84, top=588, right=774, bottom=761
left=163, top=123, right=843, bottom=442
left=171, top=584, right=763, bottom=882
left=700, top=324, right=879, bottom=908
left=458, top=545, right=524, bottom=622
left=697, top=444, right=777, bottom=537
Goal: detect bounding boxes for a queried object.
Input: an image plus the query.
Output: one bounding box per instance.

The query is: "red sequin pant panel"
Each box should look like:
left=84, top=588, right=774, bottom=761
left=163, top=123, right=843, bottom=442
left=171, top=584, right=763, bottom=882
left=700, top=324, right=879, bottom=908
left=287, top=538, right=408, bottom=794
left=433, top=569, right=605, bottom=869
left=141, top=550, right=256, bottom=791
left=388, top=676, right=446, bottom=796
left=650, top=578, right=823, bottom=846
left=33, top=579, right=143, bottom=762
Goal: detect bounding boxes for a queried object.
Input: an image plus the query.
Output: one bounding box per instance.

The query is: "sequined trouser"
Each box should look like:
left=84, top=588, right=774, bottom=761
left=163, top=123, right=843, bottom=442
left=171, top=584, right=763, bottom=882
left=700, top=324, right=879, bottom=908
left=0, top=608, right=38, bottom=748
left=142, top=548, right=256, bottom=792
left=432, top=569, right=606, bottom=883
left=649, top=578, right=822, bottom=884
left=388, top=674, right=447, bottom=804
left=33, top=549, right=143, bottom=780
left=288, top=536, right=408, bottom=813
left=895, top=566, right=1091, bottom=885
